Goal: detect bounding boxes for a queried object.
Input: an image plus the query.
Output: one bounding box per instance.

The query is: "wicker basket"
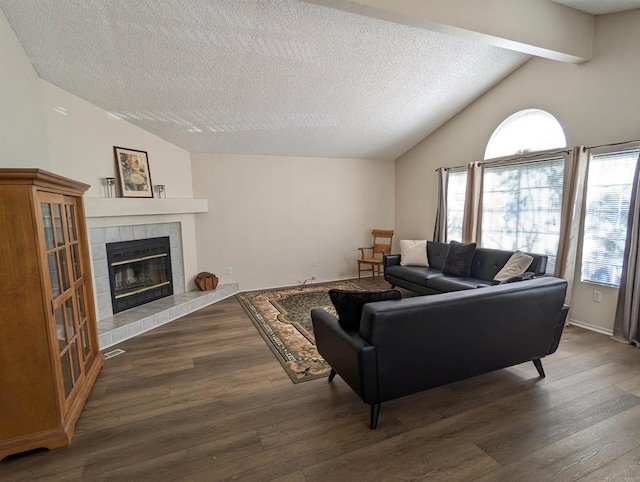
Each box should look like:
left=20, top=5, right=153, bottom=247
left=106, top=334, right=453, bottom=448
left=194, top=272, right=219, bottom=291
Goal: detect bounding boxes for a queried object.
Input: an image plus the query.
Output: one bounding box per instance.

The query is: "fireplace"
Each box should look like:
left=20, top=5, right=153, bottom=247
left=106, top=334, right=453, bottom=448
left=106, top=237, right=173, bottom=314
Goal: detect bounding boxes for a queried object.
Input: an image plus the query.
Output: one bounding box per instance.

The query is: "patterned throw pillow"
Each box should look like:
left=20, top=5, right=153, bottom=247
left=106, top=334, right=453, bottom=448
left=441, top=240, right=477, bottom=277
left=328, top=289, right=402, bottom=331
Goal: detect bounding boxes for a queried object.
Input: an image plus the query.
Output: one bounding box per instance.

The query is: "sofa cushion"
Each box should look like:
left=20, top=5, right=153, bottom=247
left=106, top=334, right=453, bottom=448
left=427, top=241, right=449, bottom=270
left=329, top=289, right=402, bottom=331
left=385, top=265, right=443, bottom=287
left=442, top=241, right=476, bottom=277
left=470, top=248, right=513, bottom=280
left=400, top=240, right=428, bottom=266
left=494, top=251, right=534, bottom=280
left=427, top=275, right=489, bottom=292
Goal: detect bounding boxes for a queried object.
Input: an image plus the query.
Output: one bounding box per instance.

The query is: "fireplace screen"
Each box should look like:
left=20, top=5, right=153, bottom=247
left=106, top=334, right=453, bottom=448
left=106, top=237, right=173, bottom=314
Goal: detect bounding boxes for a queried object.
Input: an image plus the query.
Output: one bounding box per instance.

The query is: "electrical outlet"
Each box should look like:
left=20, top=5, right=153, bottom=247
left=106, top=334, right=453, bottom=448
left=312, top=259, right=317, bottom=267
left=226, top=267, right=232, bottom=275
left=593, top=290, right=601, bottom=302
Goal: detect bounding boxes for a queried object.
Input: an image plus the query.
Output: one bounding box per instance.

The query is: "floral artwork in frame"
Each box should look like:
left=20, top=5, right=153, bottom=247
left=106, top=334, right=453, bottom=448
left=113, top=146, right=154, bottom=198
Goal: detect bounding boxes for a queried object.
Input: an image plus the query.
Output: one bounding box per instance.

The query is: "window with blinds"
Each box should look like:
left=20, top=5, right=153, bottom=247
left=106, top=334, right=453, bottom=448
left=481, top=158, right=565, bottom=274
left=580, top=148, right=640, bottom=286
left=446, top=170, right=467, bottom=242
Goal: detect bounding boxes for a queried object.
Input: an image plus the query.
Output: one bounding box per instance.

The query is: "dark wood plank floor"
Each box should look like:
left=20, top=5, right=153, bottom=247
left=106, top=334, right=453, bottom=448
left=3, top=278, right=640, bottom=481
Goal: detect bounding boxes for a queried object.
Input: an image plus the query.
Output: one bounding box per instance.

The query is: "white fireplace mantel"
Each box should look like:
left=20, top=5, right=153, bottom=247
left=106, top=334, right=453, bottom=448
left=84, top=197, right=208, bottom=218
left=82, top=197, right=237, bottom=350
left=84, top=198, right=207, bottom=326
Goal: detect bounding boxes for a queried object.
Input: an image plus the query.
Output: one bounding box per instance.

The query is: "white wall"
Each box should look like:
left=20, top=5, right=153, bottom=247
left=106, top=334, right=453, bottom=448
left=41, top=81, right=193, bottom=199
left=192, top=154, right=395, bottom=290
left=395, top=9, right=640, bottom=333
left=0, top=10, right=49, bottom=168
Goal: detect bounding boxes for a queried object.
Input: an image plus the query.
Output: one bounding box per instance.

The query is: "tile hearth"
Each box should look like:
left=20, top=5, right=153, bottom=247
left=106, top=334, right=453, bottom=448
left=97, top=283, right=239, bottom=350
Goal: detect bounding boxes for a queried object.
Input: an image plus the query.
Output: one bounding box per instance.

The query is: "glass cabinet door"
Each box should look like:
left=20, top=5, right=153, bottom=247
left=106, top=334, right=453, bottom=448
left=39, top=193, right=91, bottom=406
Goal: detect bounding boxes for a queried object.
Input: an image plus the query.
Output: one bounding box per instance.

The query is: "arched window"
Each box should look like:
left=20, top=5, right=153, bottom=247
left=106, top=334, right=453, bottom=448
left=479, top=109, right=568, bottom=273
left=484, top=109, right=566, bottom=160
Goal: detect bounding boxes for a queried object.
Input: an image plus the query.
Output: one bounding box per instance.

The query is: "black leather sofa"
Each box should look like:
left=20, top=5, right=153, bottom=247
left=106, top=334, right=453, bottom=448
left=383, top=241, right=548, bottom=295
left=311, top=276, right=568, bottom=429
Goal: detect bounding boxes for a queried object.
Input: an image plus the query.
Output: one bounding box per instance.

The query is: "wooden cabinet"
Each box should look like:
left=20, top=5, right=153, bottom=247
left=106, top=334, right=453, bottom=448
left=0, top=169, right=104, bottom=460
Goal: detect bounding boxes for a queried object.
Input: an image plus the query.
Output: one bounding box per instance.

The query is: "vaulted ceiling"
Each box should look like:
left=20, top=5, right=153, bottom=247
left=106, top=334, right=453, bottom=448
left=1, top=0, right=638, bottom=161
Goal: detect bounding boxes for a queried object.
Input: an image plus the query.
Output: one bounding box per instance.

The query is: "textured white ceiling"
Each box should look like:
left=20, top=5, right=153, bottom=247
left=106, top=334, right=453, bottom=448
left=552, top=0, right=640, bottom=15
left=0, top=0, right=528, bottom=161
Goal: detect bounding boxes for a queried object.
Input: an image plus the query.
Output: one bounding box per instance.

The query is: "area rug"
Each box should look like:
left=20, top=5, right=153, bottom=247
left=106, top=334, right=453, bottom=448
left=237, top=281, right=361, bottom=383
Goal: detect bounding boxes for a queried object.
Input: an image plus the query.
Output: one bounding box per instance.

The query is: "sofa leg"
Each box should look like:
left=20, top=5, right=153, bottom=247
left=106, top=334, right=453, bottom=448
left=370, top=403, right=380, bottom=429
left=328, top=368, right=336, bottom=382
left=532, top=359, right=545, bottom=378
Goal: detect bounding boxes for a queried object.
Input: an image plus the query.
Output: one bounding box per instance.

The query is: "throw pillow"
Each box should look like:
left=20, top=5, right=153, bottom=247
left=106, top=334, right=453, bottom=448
left=328, top=289, right=402, bottom=331
left=399, top=240, right=428, bottom=266
left=494, top=251, right=534, bottom=281
left=499, top=271, right=536, bottom=284
left=441, top=240, right=476, bottom=277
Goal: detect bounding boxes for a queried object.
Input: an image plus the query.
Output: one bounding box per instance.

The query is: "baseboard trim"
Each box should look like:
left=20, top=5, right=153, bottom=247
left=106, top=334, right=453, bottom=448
left=568, top=318, right=613, bottom=336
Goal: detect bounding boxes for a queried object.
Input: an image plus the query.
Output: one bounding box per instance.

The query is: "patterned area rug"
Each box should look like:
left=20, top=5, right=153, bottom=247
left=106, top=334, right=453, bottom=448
left=237, top=281, right=361, bottom=383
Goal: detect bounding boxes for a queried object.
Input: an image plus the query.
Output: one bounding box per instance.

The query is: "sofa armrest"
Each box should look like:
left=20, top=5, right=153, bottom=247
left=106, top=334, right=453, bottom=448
left=548, top=304, right=569, bottom=354
left=311, top=309, right=378, bottom=403
left=383, top=254, right=401, bottom=269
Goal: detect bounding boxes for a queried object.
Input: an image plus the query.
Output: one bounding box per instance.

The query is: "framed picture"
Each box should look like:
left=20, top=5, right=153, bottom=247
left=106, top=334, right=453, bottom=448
left=113, top=147, right=154, bottom=198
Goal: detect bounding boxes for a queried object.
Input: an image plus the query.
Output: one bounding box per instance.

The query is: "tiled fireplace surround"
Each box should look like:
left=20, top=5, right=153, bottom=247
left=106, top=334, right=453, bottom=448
left=89, top=221, right=238, bottom=350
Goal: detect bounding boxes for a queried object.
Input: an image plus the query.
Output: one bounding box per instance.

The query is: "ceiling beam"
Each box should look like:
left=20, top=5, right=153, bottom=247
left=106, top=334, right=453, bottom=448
left=302, top=0, right=594, bottom=63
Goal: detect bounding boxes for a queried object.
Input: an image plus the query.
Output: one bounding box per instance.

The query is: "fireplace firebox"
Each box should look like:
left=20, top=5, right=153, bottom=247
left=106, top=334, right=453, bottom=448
left=106, top=237, right=173, bottom=314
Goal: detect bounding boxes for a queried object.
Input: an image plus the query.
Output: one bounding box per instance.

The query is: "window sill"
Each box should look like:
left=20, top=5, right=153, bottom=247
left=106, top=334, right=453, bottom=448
left=580, top=280, right=620, bottom=290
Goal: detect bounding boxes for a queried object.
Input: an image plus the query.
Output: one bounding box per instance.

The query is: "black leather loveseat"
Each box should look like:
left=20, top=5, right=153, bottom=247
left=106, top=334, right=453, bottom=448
left=312, top=276, right=568, bottom=429
left=384, top=241, right=548, bottom=295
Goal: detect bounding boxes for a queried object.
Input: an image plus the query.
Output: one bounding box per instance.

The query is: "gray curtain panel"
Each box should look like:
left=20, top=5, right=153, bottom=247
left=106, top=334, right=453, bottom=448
left=462, top=161, right=483, bottom=243
left=555, top=146, right=588, bottom=308
left=613, top=153, right=640, bottom=345
left=433, top=168, right=448, bottom=243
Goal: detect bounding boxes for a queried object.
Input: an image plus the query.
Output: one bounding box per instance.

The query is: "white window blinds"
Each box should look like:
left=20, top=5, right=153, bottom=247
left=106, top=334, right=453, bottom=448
left=481, top=158, right=565, bottom=274
left=446, top=170, right=467, bottom=242
left=581, top=149, right=640, bottom=287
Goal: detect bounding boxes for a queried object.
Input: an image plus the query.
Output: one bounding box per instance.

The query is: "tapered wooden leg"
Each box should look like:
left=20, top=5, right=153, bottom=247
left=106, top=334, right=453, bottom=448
left=532, top=359, right=545, bottom=378
left=328, top=368, right=336, bottom=382
left=370, top=403, right=380, bottom=429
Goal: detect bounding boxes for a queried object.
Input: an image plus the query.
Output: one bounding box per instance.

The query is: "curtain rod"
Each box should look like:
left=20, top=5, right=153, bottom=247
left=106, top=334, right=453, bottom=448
left=435, top=147, right=572, bottom=172
left=436, top=166, right=465, bottom=172
left=585, top=139, right=640, bottom=151
left=480, top=148, right=572, bottom=167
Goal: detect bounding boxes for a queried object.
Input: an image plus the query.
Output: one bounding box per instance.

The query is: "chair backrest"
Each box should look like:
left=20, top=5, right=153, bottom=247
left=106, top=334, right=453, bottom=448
left=372, top=229, right=394, bottom=256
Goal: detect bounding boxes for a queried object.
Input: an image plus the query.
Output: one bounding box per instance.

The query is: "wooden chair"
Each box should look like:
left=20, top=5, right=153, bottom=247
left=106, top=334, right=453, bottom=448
left=358, top=229, right=394, bottom=281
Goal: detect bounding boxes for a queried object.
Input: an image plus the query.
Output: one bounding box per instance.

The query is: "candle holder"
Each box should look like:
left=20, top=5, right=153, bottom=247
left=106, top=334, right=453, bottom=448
left=154, top=184, right=166, bottom=198
left=103, top=177, right=116, bottom=198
